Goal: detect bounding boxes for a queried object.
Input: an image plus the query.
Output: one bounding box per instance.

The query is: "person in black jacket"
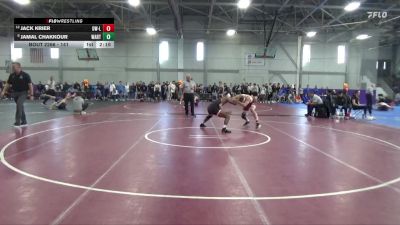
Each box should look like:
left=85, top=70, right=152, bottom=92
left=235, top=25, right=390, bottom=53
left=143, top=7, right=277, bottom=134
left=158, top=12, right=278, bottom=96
left=130, top=83, right=136, bottom=100
left=336, top=90, right=350, bottom=119
left=325, top=89, right=337, bottom=118
left=161, top=82, right=167, bottom=101
left=141, top=82, right=147, bottom=101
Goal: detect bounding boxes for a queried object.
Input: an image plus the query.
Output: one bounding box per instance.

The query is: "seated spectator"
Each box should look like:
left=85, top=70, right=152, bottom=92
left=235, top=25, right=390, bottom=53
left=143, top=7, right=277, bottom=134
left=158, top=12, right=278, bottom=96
left=95, top=82, right=104, bottom=100
left=336, top=91, right=350, bottom=119
left=110, top=82, right=119, bottom=101
left=116, top=81, right=125, bottom=101
left=351, top=90, right=374, bottom=120
left=277, top=87, right=286, bottom=103
left=305, top=91, right=324, bottom=117
left=325, top=89, right=337, bottom=118
left=295, top=94, right=302, bottom=103
left=287, top=90, right=295, bottom=104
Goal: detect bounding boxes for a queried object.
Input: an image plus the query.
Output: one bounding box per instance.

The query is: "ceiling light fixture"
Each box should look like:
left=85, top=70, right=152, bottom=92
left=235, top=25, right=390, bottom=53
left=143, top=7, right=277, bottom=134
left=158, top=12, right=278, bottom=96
left=128, top=0, right=140, bottom=7
left=146, top=27, right=157, bottom=35
left=356, top=34, right=371, bottom=40
left=306, top=31, right=317, bottom=37
left=344, top=1, right=360, bottom=12
left=238, top=0, right=250, bottom=9
left=227, top=29, right=237, bottom=36
left=14, top=0, right=30, bottom=5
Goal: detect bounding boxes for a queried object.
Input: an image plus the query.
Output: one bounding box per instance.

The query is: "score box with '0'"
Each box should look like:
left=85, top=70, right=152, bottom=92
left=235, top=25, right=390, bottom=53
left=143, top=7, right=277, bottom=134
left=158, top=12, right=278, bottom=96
left=102, top=32, right=115, bottom=41
left=102, top=24, right=114, bottom=32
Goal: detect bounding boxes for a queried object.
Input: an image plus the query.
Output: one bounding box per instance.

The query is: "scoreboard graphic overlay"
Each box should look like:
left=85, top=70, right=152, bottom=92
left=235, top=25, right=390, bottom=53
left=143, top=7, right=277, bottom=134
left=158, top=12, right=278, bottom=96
left=14, top=18, right=114, bottom=48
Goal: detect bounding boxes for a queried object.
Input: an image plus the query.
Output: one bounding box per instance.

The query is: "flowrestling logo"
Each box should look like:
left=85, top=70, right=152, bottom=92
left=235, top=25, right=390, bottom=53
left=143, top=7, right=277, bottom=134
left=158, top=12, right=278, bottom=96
left=367, top=11, right=388, bottom=19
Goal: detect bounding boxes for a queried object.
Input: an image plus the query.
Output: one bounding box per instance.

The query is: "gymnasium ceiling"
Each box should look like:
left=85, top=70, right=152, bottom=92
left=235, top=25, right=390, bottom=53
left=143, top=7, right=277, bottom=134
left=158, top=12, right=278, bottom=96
left=0, top=0, right=399, bottom=43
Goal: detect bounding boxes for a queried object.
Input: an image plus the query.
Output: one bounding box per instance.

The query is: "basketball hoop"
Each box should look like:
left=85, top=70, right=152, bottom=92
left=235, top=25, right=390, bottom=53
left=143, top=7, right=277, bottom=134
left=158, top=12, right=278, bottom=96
left=254, top=47, right=277, bottom=59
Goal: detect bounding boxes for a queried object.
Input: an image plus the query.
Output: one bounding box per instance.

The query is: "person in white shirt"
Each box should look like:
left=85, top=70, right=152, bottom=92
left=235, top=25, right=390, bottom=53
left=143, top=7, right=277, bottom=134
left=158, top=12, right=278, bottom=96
left=47, top=76, right=56, bottom=90
left=259, top=85, right=266, bottom=103
left=125, top=82, right=130, bottom=100
left=169, top=82, right=176, bottom=100
left=305, top=91, right=324, bottom=117
left=154, top=82, right=161, bottom=102
left=109, top=82, right=118, bottom=101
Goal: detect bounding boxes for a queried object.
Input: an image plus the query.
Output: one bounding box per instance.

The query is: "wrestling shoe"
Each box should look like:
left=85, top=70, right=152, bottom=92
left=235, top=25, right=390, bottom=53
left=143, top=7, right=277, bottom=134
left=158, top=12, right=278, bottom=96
left=222, top=128, right=232, bottom=133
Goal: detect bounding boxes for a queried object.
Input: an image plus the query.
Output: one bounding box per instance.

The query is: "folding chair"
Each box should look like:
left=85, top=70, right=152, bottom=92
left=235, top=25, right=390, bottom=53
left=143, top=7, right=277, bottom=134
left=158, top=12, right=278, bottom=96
left=350, top=108, right=365, bottom=119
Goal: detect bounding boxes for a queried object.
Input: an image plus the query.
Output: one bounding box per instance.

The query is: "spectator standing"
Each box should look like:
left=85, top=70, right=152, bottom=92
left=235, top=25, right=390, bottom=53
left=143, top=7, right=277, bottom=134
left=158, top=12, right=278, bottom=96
left=154, top=82, right=161, bottom=102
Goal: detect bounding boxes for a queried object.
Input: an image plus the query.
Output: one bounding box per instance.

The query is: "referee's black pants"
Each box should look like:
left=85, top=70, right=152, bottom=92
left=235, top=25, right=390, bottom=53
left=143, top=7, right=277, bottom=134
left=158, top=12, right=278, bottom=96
left=12, top=91, right=27, bottom=124
left=184, top=93, right=195, bottom=116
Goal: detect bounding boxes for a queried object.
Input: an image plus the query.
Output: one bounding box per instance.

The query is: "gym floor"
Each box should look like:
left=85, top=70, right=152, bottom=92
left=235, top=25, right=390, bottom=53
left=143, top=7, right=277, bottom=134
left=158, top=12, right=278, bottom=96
left=1, top=101, right=400, bottom=224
